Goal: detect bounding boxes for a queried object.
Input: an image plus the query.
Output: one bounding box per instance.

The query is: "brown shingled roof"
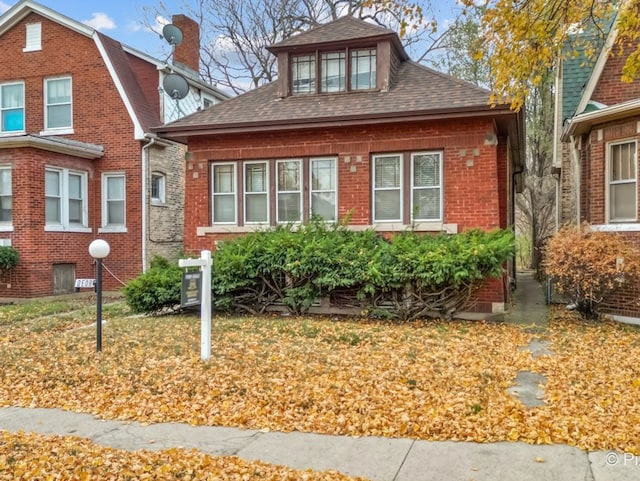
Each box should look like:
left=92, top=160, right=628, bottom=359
left=97, top=32, right=161, bottom=133
left=268, top=16, right=397, bottom=51
left=154, top=61, right=503, bottom=141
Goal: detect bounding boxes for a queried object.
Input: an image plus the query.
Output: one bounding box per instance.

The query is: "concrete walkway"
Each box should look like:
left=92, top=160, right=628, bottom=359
left=1, top=406, right=639, bottom=480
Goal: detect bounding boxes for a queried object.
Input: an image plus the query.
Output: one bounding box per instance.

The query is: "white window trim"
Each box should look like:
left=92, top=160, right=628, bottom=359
left=99, top=173, right=127, bottom=233
left=372, top=153, right=403, bottom=223
left=276, top=159, right=303, bottom=223
left=0, top=165, right=12, bottom=229
left=310, top=157, right=338, bottom=222
left=411, top=151, right=443, bottom=222
left=606, top=139, right=638, bottom=224
left=244, top=161, right=269, bottom=225
left=151, top=172, right=166, bottom=205
left=23, top=23, right=42, bottom=52
left=43, top=76, right=73, bottom=133
left=196, top=222, right=458, bottom=236
left=44, top=167, right=89, bottom=232
left=212, top=163, right=237, bottom=224
left=0, top=81, right=25, bottom=135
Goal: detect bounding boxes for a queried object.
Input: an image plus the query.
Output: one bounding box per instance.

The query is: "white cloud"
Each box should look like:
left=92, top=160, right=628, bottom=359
left=82, top=12, right=116, bottom=31
left=0, top=1, right=11, bottom=14
left=148, top=15, right=170, bottom=36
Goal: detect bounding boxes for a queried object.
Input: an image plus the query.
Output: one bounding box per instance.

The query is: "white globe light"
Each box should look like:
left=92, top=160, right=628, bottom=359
left=89, top=239, right=110, bottom=259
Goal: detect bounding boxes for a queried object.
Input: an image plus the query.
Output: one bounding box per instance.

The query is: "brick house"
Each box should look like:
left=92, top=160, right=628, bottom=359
left=555, top=17, right=640, bottom=321
left=0, top=0, right=228, bottom=296
left=155, top=16, right=525, bottom=315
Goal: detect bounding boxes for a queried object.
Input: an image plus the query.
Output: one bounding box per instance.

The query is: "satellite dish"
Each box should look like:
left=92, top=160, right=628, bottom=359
left=162, top=24, right=183, bottom=46
left=163, top=73, right=189, bottom=100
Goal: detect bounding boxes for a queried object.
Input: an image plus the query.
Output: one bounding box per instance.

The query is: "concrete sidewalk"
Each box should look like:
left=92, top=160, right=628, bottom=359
left=1, top=406, right=639, bottom=481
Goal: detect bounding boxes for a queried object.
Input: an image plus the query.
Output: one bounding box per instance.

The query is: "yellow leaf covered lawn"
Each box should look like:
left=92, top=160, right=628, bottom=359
left=1, top=303, right=639, bottom=455
left=0, top=430, right=365, bottom=480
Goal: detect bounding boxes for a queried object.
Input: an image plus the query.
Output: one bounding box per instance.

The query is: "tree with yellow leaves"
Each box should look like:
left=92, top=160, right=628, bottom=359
left=466, top=0, right=640, bottom=110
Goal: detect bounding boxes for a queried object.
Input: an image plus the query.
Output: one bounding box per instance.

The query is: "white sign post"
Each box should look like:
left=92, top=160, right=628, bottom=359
left=179, top=250, right=212, bottom=361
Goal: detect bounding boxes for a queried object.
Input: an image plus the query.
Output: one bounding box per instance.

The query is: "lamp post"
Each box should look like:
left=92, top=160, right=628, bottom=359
left=89, top=239, right=110, bottom=352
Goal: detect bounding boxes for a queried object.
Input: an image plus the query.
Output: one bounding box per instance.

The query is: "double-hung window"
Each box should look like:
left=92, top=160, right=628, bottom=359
left=212, top=164, right=237, bottom=223
left=292, top=55, right=316, bottom=94
left=608, top=140, right=637, bottom=222
left=1, top=82, right=25, bottom=133
left=151, top=172, right=166, bottom=204
left=45, top=168, right=88, bottom=230
left=351, top=49, right=376, bottom=90
left=45, top=77, right=72, bottom=131
left=102, top=173, right=126, bottom=230
left=373, top=154, right=402, bottom=222
left=277, top=160, right=302, bottom=223
left=310, top=158, right=337, bottom=221
left=373, top=151, right=443, bottom=223
left=320, top=52, right=346, bottom=93
left=0, top=166, right=11, bottom=225
left=244, top=162, right=268, bottom=223
left=412, top=152, right=442, bottom=221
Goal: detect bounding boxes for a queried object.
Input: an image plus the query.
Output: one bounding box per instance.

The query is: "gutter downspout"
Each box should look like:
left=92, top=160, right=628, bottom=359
left=141, top=137, right=157, bottom=273
left=569, top=135, right=581, bottom=226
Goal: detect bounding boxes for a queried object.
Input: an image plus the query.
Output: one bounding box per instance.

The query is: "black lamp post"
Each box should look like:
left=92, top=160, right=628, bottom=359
left=89, top=239, right=110, bottom=352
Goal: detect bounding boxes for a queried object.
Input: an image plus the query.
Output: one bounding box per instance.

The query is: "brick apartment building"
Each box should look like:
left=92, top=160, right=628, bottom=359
left=155, top=17, right=525, bottom=315
left=0, top=0, right=227, bottom=296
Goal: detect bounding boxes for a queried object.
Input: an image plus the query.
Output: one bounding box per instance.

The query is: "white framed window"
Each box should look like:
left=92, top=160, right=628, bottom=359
left=373, top=154, right=402, bottom=222
left=310, top=158, right=337, bottom=221
left=244, top=161, right=269, bottom=224
left=411, top=152, right=442, bottom=221
left=45, top=167, right=88, bottom=230
left=608, top=140, right=637, bottom=223
left=320, top=52, right=346, bottom=93
left=292, top=55, right=316, bottom=94
left=151, top=172, right=166, bottom=204
left=0, top=166, right=12, bottom=226
left=351, top=49, right=376, bottom=90
left=1, top=82, right=25, bottom=133
left=102, top=173, right=126, bottom=230
left=277, top=159, right=302, bottom=223
left=212, top=163, right=237, bottom=223
left=45, top=77, right=72, bottom=131
left=24, top=23, right=42, bottom=52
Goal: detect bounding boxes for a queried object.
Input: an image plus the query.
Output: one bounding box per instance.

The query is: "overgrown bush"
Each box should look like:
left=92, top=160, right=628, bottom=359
left=543, top=224, right=640, bottom=319
left=213, top=220, right=515, bottom=320
left=0, top=246, right=19, bottom=271
left=123, top=256, right=182, bottom=314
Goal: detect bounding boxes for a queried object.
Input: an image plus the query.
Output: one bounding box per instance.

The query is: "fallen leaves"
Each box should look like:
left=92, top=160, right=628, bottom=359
left=0, top=430, right=365, bottom=480
left=0, top=304, right=639, bottom=456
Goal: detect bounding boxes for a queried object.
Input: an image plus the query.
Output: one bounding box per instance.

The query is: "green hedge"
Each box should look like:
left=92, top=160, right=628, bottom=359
left=124, top=223, right=515, bottom=320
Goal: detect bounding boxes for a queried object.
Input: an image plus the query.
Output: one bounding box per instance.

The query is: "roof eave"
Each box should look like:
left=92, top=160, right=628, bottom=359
left=153, top=104, right=515, bottom=144
left=0, top=135, right=105, bottom=159
left=562, top=98, right=640, bottom=141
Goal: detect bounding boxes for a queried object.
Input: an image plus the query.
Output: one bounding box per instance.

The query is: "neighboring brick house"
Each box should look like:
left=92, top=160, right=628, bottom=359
left=0, top=0, right=227, bottom=296
left=154, top=17, right=525, bottom=315
left=556, top=17, right=640, bottom=321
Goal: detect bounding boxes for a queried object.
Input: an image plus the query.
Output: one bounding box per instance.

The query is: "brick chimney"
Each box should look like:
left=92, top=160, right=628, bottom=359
left=171, top=14, right=200, bottom=73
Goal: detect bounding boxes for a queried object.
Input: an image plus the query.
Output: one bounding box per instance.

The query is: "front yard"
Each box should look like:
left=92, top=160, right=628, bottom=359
left=1, top=299, right=639, bottom=459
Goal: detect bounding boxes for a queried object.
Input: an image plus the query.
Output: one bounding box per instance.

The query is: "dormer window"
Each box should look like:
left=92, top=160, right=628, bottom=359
left=291, top=48, right=377, bottom=95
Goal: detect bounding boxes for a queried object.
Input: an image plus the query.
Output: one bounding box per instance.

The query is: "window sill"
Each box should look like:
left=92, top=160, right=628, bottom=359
left=98, top=226, right=128, bottom=234
left=0, top=225, right=14, bottom=232
left=40, top=128, right=74, bottom=136
left=591, top=223, right=640, bottom=232
left=45, top=226, right=92, bottom=233
left=0, top=131, right=26, bottom=137
left=197, top=222, right=458, bottom=236
left=151, top=200, right=166, bottom=206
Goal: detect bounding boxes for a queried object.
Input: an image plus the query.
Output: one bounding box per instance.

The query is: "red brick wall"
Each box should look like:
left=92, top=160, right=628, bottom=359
left=592, top=41, right=640, bottom=105
left=0, top=13, right=146, bottom=296
left=183, top=117, right=510, bottom=308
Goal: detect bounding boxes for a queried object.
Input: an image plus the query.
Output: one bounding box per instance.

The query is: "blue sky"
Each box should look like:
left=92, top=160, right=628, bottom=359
left=0, top=0, right=461, bottom=59
left=0, top=0, right=181, bottom=56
